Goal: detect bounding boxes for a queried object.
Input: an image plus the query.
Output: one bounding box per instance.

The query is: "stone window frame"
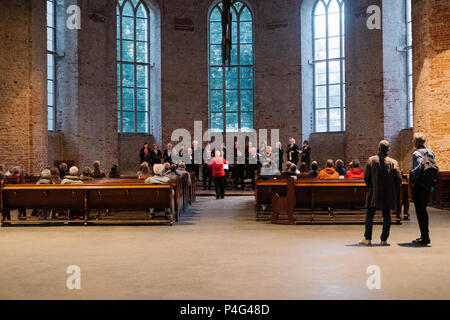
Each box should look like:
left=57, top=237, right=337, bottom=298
left=311, top=0, right=346, bottom=133
left=207, top=0, right=255, bottom=133
left=117, top=0, right=152, bottom=134
left=47, top=0, right=56, bottom=132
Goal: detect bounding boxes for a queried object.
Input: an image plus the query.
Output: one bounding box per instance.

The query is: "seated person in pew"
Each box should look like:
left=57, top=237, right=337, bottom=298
left=50, top=166, right=61, bottom=184
left=37, top=169, right=53, bottom=185
left=178, top=162, right=191, bottom=186
left=298, top=162, right=309, bottom=177
left=80, top=166, right=94, bottom=181
left=137, top=162, right=151, bottom=181
left=281, top=161, right=292, bottom=176
left=162, top=162, right=171, bottom=175
left=36, top=169, right=54, bottom=219
left=92, top=160, right=106, bottom=178
left=345, top=159, right=364, bottom=179
left=164, top=163, right=182, bottom=180
left=109, top=164, right=120, bottom=178
left=260, top=162, right=281, bottom=180
left=307, top=161, right=320, bottom=178
left=0, top=164, right=4, bottom=179
left=335, top=159, right=347, bottom=176
left=145, top=164, right=170, bottom=184
left=59, top=162, right=68, bottom=180
left=317, top=159, right=339, bottom=180
left=61, top=166, right=83, bottom=185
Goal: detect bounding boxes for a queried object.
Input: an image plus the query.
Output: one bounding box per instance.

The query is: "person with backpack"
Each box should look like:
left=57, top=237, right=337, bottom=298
left=410, top=132, right=438, bottom=246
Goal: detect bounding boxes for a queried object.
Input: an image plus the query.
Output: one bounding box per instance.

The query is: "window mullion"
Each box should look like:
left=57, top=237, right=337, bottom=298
left=325, top=5, right=330, bottom=132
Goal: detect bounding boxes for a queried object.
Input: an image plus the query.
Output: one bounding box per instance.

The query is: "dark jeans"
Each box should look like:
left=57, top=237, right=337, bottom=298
left=214, top=176, right=225, bottom=199
left=412, top=186, right=431, bottom=242
left=193, top=164, right=200, bottom=181
left=364, top=207, right=391, bottom=241
left=232, top=165, right=245, bottom=189
left=202, top=165, right=212, bottom=190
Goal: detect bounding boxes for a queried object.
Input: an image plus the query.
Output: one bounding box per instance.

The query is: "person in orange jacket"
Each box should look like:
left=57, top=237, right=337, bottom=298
left=317, top=159, right=339, bottom=180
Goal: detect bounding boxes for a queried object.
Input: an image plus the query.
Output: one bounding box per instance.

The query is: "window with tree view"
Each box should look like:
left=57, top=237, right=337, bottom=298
left=313, top=0, right=345, bottom=132
left=117, top=0, right=150, bottom=133
left=209, top=1, right=254, bottom=132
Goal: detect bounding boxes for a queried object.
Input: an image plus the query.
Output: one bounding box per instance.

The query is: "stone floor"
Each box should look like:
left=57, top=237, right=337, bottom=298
left=1, top=196, right=449, bottom=300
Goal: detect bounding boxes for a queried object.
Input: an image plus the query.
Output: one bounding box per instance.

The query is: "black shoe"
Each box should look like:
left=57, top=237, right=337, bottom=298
left=412, top=238, right=431, bottom=246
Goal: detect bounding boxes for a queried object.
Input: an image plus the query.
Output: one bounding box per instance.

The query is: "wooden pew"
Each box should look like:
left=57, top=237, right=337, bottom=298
left=435, top=171, right=450, bottom=208
left=0, top=178, right=186, bottom=226
left=254, top=176, right=288, bottom=219
left=271, top=178, right=402, bottom=224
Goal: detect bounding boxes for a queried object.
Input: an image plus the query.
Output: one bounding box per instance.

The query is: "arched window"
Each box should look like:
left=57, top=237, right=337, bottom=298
left=406, top=0, right=413, bottom=128
left=208, top=1, right=254, bottom=132
left=117, top=0, right=151, bottom=133
left=47, top=0, right=56, bottom=131
left=312, top=0, right=345, bottom=132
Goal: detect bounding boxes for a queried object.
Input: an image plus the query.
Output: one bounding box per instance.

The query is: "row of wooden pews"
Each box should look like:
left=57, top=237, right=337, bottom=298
left=434, top=171, right=450, bottom=208
left=0, top=173, right=196, bottom=226
left=255, top=175, right=410, bottom=225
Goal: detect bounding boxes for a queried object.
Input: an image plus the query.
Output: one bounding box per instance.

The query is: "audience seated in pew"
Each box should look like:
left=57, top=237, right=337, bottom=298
left=178, top=162, right=191, bottom=186
left=109, top=165, right=120, bottom=178
left=92, top=161, right=106, bottom=178
left=50, top=166, right=61, bottom=184
left=80, top=166, right=94, bottom=181
left=298, top=162, right=308, bottom=177
left=146, top=164, right=170, bottom=184
left=36, top=169, right=53, bottom=185
left=137, top=162, right=151, bottom=180
left=344, top=159, right=364, bottom=179
left=317, top=159, right=339, bottom=180
left=260, top=162, right=281, bottom=180
left=307, top=161, right=320, bottom=178
left=59, top=162, right=68, bottom=179
left=61, top=166, right=83, bottom=185
left=335, top=159, right=347, bottom=176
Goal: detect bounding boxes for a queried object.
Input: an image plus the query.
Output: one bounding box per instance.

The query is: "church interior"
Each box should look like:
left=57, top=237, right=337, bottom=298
left=0, top=0, right=449, bottom=300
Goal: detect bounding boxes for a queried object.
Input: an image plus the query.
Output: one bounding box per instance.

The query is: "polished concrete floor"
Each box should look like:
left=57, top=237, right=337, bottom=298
left=1, top=196, right=450, bottom=300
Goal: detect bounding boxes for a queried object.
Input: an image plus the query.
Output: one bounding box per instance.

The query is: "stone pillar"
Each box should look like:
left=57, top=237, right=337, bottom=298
left=412, top=0, right=450, bottom=170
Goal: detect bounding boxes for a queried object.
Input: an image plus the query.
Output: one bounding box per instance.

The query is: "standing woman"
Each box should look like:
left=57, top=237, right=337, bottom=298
left=163, top=143, right=174, bottom=163
left=150, top=144, right=162, bottom=166
left=286, top=138, right=301, bottom=166
left=139, top=142, right=151, bottom=164
left=301, top=140, right=311, bottom=169
left=208, top=150, right=228, bottom=199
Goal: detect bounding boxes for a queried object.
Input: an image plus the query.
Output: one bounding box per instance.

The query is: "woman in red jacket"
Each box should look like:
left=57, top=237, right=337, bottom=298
left=208, top=150, right=228, bottom=199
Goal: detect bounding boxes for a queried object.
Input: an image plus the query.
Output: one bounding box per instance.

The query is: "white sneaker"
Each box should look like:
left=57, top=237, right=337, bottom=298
left=358, top=238, right=372, bottom=246
left=380, top=241, right=390, bottom=246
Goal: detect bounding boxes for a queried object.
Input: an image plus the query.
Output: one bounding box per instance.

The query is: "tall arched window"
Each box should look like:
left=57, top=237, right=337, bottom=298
left=47, top=0, right=56, bottom=131
left=208, top=1, right=254, bottom=132
left=117, top=0, right=150, bottom=133
left=313, top=0, right=345, bottom=132
left=406, top=0, right=413, bottom=128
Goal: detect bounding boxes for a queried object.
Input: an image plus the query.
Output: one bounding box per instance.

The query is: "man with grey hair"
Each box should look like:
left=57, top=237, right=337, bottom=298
left=359, top=140, right=402, bottom=246
left=61, top=166, right=83, bottom=185
left=145, top=163, right=170, bottom=184
left=410, top=132, right=436, bottom=246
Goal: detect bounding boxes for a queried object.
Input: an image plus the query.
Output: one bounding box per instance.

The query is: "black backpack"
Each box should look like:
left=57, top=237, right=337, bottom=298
left=417, top=150, right=439, bottom=191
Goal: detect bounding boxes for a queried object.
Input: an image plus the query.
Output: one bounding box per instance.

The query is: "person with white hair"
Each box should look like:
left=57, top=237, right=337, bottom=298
left=145, top=163, right=170, bottom=184
left=92, top=160, right=106, bottom=178
left=208, top=150, right=229, bottom=199
left=37, top=169, right=53, bottom=185
left=286, top=138, right=301, bottom=165
left=61, top=166, right=83, bottom=185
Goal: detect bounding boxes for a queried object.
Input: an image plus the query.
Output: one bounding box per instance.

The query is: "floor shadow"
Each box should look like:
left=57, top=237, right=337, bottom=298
left=397, top=242, right=431, bottom=248
left=345, top=243, right=390, bottom=247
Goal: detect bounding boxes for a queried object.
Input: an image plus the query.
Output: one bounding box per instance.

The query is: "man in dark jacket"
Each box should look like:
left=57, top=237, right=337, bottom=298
left=359, top=140, right=402, bottom=246
left=410, top=132, right=435, bottom=246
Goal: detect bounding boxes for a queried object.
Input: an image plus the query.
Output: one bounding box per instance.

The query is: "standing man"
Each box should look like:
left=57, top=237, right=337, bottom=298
left=359, top=140, right=402, bottom=246
left=286, top=138, right=301, bottom=166
left=410, top=133, right=437, bottom=246
left=202, top=142, right=213, bottom=190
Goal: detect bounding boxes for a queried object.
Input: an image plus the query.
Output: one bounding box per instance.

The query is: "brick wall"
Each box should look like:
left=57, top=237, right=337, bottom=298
left=412, top=0, right=450, bottom=171
left=0, top=0, right=47, bottom=173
